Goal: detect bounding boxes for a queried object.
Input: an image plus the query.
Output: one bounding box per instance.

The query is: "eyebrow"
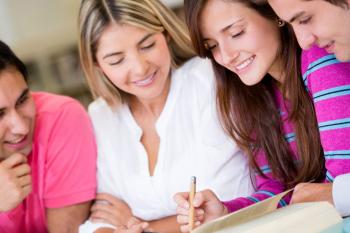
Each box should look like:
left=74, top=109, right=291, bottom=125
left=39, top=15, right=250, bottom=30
left=203, top=19, right=243, bottom=41
left=289, top=11, right=306, bottom=23
left=0, top=88, right=29, bottom=112
left=17, top=88, right=30, bottom=104
left=221, top=19, right=243, bottom=33
left=103, top=33, right=156, bottom=59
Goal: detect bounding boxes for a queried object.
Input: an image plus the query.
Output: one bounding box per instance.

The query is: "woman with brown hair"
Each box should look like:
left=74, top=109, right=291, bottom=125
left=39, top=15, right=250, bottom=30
left=174, top=0, right=350, bottom=231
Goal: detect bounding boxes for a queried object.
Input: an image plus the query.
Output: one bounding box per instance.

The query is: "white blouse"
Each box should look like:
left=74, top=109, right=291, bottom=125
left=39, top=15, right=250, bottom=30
left=79, top=57, right=254, bottom=232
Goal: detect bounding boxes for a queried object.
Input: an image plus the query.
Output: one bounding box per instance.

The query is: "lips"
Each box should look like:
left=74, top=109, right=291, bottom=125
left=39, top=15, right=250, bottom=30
left=235, top=56, right=255, bottom=71
left=321, top=41, right=335, bottom=53
left=133, top=71, right=156, bottom=87
left=4, top=135, right=29, bottom=149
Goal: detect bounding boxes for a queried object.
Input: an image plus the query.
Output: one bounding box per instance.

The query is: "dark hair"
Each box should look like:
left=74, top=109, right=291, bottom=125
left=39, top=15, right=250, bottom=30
left=0, top=40, right=28, bottom=82
left=184, top=0, right=325, bottom=188
left=317, top=0, right=349, bottom=8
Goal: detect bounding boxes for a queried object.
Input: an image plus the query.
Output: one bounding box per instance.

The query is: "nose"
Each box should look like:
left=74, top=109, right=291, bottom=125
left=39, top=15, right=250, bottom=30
left=294, top=27, right=316, bottom=50
left=217, top=42, right=239, bottom=67
left=8, top=110, right=29, bottom=136
left=131, top=53, right=148, bottom=76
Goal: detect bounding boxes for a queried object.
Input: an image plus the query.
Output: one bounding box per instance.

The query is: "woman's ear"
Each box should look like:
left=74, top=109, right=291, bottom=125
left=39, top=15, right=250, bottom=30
left=163, top=31, right=171, bottom=43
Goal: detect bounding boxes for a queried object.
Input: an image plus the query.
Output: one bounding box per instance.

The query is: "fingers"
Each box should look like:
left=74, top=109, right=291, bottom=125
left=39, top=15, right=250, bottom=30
left=129, top=222, right=148, bottom=233
left=114, top=218, right=148, bottom=233
left=91, top=202, right=116, bottom=215
left=22, top=183, right=32, bottom=197
left=126, top=217, right=142, bottom=228
left=193, top=190, right=214, bottom=207
left=179, top=221, right=201, bottom=233
left=174, top=192, right=190, bottom=209
left=1, top=153, right=27, bottom=168
left=13, top=163, right=31, bottom=177
left=176, top=209, right=204, bottom=224
left=91, top=211, right=120, bottom=227
left=96, top=193, right=125, bottom=206
left=18, top=174, right=31, bottom=187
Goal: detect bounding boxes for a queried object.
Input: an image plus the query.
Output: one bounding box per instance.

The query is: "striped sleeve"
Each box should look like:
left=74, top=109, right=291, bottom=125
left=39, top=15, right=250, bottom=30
left=222, top=151, right=288, bottom=212
left=302, top=46, right=350, bottom=182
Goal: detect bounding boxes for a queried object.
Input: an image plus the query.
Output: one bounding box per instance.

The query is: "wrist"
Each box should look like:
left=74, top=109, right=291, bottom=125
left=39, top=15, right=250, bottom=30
left=222, top=205, right=229, bottom=216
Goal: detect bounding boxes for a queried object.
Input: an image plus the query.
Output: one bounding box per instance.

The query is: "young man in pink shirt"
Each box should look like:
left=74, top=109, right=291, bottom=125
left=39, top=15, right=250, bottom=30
left=0, top=40, right=97, bottom=233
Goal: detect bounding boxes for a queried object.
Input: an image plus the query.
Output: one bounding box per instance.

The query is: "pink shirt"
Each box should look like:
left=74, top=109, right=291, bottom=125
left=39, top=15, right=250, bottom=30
left=0, top=92, right=97, bottom=233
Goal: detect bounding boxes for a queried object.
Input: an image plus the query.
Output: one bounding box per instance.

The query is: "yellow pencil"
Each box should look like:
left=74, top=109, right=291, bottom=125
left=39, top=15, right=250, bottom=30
left=189, top=176, right=196, bottom=232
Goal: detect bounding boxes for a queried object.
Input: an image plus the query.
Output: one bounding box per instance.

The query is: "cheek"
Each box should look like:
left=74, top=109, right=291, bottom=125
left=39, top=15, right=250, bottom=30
left=156, top=46, right=171, bottom=68
left=0, top=125, right=6, bottom=141
left=103, top=68, right=127, bottom=88
left=212, top=50, right=223, bottom=67
left=23, top=103, right=36, bottom=125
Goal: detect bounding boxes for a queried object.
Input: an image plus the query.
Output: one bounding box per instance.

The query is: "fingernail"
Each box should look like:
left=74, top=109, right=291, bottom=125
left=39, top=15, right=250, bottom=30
left=198, top=209, right=204, bottom=215
left=184, top=203, right=189, bottom=209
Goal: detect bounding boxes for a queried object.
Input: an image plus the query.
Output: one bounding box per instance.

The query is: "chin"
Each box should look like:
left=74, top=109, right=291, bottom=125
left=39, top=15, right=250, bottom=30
left=240, top=78, right=260, bottom=86
left=335, top=52, right=350, bottom=62
left=19, top=146, right=33, bottom=156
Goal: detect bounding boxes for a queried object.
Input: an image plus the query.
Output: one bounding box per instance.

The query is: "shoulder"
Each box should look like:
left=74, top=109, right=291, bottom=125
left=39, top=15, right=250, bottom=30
left=301, top=46, right=339, bottom=76
left=88, top=97, right=127, bottom=133
left=33, top=92, right=87, bottom=120
left=177, top=57, right=214, bottom=80
left=173, top=57, right=215, bottom=93
left=88, top=97, right=122, bottom=123
left=88, top=97, right=110, bottom=116
left=301, top=46, right=350, bottom=91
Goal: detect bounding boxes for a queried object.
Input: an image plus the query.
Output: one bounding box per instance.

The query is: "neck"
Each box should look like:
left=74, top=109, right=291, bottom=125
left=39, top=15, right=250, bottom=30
left=268, top=59, right=285, bottom=87
left=129, top=78, right=170, bottom=119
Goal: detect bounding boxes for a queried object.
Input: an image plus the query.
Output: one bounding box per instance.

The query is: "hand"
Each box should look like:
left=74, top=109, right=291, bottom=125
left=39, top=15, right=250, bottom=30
left=174, top=189, right=228, bottom=233
left=91, top=193, right=133, bottom=226
left=291, top=182, right=334, bottom=205
left=0, top=153, right=31, bottom=212
left=113, top=217, right=149, bottom=233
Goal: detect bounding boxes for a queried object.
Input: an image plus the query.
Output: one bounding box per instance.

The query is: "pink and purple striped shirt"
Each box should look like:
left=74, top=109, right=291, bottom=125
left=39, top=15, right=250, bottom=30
left=223, top=46, right=350, bottom=212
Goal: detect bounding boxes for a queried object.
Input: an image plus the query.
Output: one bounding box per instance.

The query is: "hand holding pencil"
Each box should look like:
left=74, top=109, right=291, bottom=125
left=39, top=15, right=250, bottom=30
left=174, top=179, right=228, bottom=233
left=189, top=176, right=196, bottom=231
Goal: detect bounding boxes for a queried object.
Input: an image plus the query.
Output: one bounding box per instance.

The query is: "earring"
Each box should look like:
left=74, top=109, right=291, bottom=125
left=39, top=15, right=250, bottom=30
left=277, top=18, right=285, bottom=27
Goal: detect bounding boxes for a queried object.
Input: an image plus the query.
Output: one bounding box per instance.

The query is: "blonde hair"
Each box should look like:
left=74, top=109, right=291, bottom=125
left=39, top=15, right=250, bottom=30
left=78, top=0, right=195, bottom=107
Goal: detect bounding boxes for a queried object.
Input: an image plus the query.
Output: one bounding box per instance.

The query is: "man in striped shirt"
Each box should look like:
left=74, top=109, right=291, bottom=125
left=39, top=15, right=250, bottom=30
left=268, top=0, right=350, bottom=217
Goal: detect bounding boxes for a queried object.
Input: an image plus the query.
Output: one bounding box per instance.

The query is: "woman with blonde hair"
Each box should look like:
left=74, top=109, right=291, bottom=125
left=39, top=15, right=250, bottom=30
left=78, top=0, right=253, bottom=232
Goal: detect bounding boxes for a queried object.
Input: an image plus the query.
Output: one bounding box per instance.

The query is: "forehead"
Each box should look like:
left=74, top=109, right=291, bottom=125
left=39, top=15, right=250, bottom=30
left=268, top=0, right=319, bottom=19
left=97, top=23, right=153, bottom=51
left=0, top=68, right=27, bottom=105
left=199, top=0, right=247, bottom=36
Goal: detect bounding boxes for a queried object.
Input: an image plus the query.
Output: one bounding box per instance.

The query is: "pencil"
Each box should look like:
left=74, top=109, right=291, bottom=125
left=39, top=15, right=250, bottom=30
left=189, top=176, right=196, bottom=232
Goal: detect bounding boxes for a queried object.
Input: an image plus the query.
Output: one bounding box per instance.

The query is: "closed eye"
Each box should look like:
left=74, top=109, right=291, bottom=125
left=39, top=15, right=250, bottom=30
left=231, top=30, right=244, bottom=39
left=141, top=42, right=155, bottom=50
left=109, top=58, right=124, bottom=66
left=0, top=109, right=5, bottom=120
left=16, top=89, right=30, bottom=107
left=299, top=16, right=312, bottom=25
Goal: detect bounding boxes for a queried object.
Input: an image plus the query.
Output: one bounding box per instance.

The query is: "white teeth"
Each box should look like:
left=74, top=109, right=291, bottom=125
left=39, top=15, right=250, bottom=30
left=134, top=74, right=155, bottom=86
left=7, top=138, right=23, bottom=144
left=236, top=57, right=254, bottom=70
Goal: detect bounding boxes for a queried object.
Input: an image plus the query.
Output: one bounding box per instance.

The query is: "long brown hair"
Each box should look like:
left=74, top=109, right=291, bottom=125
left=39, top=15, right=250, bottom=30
left=184, top=0, right=325, bottom=188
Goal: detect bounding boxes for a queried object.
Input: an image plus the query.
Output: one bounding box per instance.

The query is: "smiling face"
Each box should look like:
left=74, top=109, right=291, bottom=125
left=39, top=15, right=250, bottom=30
left=0, top=68, right=35, bottom=161
left=95, top=23, right=172, bottom=103
left=269, top=0, right=350, bottom=61
left=199, top=0, right=282, bottom=85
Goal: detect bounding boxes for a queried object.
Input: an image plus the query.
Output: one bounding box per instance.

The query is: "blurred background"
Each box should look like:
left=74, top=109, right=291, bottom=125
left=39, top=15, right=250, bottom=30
left=0, top=0, right=184, bottom=107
